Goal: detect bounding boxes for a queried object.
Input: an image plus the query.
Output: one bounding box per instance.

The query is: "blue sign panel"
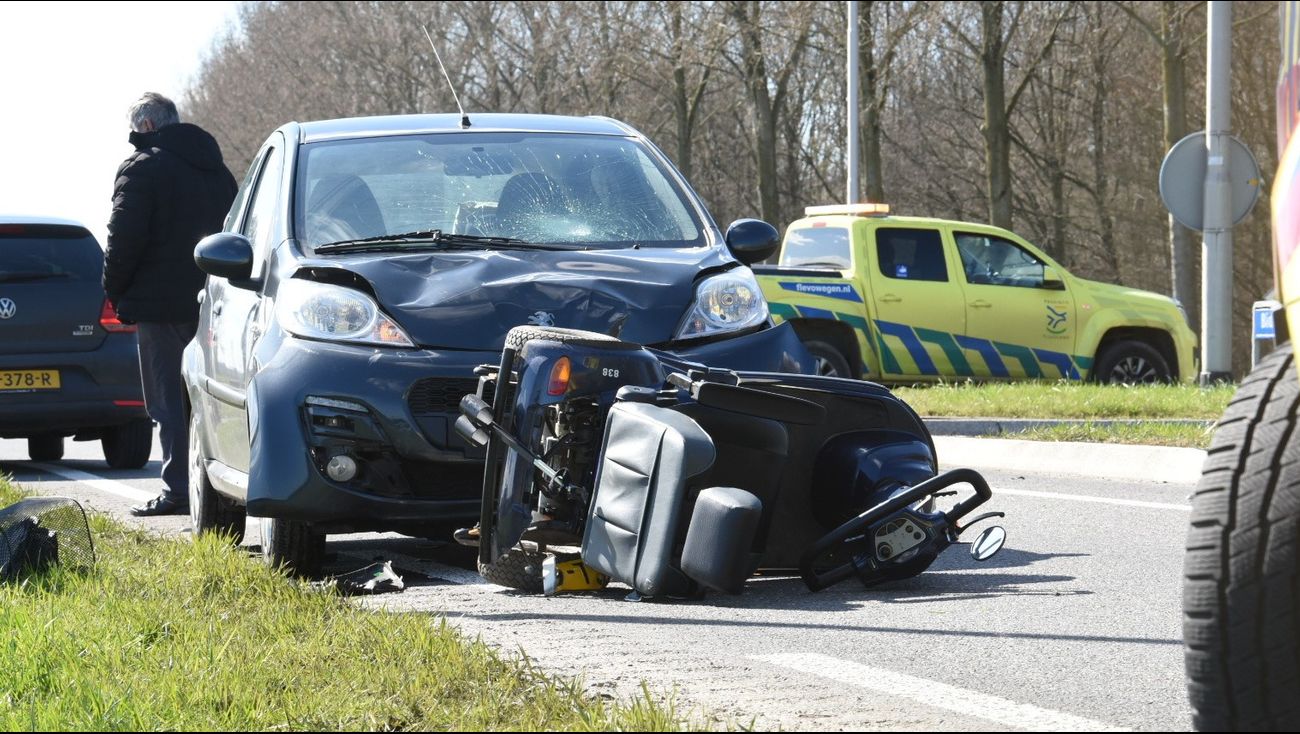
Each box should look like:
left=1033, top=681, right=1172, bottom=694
left=1254, top=302, right=1279, bottom=340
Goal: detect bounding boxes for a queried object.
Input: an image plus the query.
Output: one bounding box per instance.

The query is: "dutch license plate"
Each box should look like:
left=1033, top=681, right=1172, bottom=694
left=0, top=370, right=61, bottom=391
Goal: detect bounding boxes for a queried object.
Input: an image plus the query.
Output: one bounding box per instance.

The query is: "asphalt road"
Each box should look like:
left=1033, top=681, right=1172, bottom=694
left=0, top=434, right=1195, bottom=731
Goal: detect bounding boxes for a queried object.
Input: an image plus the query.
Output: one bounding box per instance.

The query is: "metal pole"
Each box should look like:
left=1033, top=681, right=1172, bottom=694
left=1200, top=1, right=1233, bottom=384
left=847, top=0, right=860, bottom=205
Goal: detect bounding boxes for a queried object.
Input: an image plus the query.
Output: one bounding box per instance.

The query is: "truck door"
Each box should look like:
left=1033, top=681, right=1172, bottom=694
left=953, top=231, right=1079, bottom=379
left=864, top=225, right=969, bottom=379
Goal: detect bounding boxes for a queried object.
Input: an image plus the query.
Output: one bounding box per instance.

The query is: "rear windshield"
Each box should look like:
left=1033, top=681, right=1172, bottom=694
left=0, top=225, right=103, bottom=283
left=780, top=226, right=851, bottom=268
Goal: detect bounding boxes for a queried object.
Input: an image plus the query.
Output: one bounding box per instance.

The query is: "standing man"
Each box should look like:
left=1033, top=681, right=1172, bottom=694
left=105, top=92, right=237, bottom=516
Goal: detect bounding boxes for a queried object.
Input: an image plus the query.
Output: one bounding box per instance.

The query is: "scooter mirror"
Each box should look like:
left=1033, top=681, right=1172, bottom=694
left=970, top=525, right=1006, bottom=562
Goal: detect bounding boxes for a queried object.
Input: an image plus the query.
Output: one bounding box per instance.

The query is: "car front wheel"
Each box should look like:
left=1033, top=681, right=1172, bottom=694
left=803, top=339, right=853, bottom=379
left=1095, top=340, right=1171, bottom=384
left=188, top=411, right=245, bottom=543
left=260, top=516, right=325, bottom=577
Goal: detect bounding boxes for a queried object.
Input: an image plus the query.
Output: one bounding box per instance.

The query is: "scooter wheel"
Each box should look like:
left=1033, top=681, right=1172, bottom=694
left=478, top=548, right=545, bottom=593
left=504, top=325, right=640, bottom=352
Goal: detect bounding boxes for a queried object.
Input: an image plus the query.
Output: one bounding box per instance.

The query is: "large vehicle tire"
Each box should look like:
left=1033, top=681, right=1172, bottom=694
left=1094, top=340, right=1171, bottom=384
left=1184, top=342, right=1300, bottom=730
left=478, top=548, right=544, bottom=592
left=803, top=339, right=853, bottom=379
left=260, top=516, right=325, bottom=577
left=27, top=434, right=64, bottom=462
left=187, top=411, right=245, bottom=543
left=102, top=419, right=153, bottom=469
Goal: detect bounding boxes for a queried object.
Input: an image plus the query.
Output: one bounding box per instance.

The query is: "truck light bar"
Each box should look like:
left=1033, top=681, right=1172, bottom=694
left=804, top=203, right=891, bottom=217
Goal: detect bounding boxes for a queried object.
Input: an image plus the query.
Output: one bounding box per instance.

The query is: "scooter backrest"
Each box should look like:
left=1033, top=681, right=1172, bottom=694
left=582, top=402, right=716, bottom=598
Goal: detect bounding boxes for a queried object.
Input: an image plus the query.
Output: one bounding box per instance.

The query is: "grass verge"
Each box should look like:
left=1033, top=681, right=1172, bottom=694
left=1015, top=421, right=1215, bottom=449
left=0, top=477, right=683, bottom=731
left=894, top=381, right=1234, bottom=420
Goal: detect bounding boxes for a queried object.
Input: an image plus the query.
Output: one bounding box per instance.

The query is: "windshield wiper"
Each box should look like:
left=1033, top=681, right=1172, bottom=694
left=0, top=271, right=70, bottom=283
left=314, top=230, right=579, bottom=254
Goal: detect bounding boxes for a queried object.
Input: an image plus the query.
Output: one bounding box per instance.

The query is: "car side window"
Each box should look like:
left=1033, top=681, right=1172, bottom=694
left=240, top=146, right=285, bottom=274
left=223, top=152, right=266, bottom=234
left=876, top=228, right=947, bottom=282
left=955, top=233, right=1046, bottom=288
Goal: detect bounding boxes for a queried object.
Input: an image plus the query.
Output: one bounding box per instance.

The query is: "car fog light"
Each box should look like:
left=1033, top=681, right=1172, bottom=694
left=326, top=455, right=358, bottom=482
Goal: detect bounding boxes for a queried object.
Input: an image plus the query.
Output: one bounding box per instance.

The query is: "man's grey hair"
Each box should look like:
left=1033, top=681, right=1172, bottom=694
left=128, top=92, right=179, bottom=133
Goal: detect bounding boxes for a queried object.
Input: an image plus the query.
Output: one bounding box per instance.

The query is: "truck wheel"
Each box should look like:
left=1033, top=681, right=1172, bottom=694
left=1095, top=340, right=1170, bottom=384
left=27, top=434, right=64, bottom=462
left=478, top=548, right=544, bottom=592
left=804, top=339, right=853, bottom=378
left=188, top=411, right=245, bottom=543
left=102, top=419, right=153, bottom=469
left=260, top=516, right=325, bottom=577
left=1184, top=342, right=1300, bottom=730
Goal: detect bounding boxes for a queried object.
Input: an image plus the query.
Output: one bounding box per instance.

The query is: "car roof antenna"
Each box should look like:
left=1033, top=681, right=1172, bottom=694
left=422, top=26, right=470, bottom=129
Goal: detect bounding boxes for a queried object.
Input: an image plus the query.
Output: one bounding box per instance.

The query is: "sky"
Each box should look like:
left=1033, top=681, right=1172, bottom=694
left=0, top=1, right=244, bottom=246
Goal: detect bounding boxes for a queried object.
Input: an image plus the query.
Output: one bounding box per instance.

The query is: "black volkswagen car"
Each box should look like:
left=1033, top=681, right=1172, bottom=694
left=184, top=113, right=811, bottom=573
left=1, top=216, right=152, bottom=466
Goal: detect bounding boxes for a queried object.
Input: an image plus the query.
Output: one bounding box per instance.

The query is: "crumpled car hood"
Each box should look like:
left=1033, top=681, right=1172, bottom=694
left=303, top=246, right=735, bottom=349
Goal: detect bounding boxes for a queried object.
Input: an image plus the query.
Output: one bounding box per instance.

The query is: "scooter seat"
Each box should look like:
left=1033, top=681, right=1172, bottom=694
left=581, top=402, right=716, bottom=598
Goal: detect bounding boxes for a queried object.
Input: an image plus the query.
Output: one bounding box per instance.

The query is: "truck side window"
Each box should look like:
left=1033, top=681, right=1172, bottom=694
left=876, top=228, right=947, bottom=282
left=955, top=233, right=1045, bottom=288
left=780, top=226, right=851, bottom=268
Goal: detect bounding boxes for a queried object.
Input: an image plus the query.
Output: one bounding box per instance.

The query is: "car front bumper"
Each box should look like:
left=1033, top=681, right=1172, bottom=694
left=242, top=322, right=812, bottom=530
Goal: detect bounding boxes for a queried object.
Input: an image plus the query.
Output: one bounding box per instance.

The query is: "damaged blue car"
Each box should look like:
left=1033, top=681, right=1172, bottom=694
left=182, top=113, right=812, bottom=574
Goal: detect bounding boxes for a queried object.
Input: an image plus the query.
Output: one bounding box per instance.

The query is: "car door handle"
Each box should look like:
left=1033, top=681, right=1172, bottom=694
left=969, top=300, right=993, bottom=308
left=881, top=294, right=902, bottom=303
left=212, top=302, right=223, bottom=315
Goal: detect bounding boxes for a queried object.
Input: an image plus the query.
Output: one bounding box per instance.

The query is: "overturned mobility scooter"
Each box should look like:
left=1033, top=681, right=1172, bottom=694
left=455, top=326, right=1007, bottom=598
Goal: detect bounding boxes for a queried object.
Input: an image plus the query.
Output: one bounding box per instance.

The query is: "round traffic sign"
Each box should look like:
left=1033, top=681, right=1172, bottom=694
left=1159, top=131, right=1262, bottom=230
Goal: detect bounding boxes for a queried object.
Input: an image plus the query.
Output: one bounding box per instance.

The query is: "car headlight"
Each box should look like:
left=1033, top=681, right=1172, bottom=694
left=675, top=268, right=769, bottom=340
left=275, top=279, right=414, bottom=347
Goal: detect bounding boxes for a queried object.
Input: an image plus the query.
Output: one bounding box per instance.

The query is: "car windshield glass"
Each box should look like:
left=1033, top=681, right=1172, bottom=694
left=296, top=132, right=705, bottom=250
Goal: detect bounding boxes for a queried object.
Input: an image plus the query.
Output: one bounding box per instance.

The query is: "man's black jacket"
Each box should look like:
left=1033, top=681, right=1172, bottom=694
left=104, top=123, right=238, bottom=323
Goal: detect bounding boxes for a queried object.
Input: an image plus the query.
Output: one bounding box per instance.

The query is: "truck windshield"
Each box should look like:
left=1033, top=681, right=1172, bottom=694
left=780, top=226, right=850, bottom=268
left=296, top=132, right=705, bottom=250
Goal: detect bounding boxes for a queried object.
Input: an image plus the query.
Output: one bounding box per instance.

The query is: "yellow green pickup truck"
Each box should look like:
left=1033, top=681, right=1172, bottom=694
left=754, top=204, right=1197, bottom=383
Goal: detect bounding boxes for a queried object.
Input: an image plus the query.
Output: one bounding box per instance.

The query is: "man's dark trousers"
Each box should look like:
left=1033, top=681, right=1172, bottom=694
left=137, top=321, right=198, bottom=504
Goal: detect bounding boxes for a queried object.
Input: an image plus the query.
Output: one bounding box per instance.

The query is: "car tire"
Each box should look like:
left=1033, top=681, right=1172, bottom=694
left=478, top=548, right=544, bottom=592
left=1095, top=340, right=1171, bottom=384
left=188, top=411, right=245, bottom=543
left=1184, top=342, right=1300, bottom=730
left=503, top=325, right=641, bottom=352
left=804, top=339, right=853, bottom=379
left=260, top=516, right=325, bottom=577
left=27, top=434, right=64, bottom=462
left=102, top=419, right=153, bottom=469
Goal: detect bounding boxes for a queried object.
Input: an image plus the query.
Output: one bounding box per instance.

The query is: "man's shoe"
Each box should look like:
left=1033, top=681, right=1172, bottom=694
left=130, top=495, right=188, bottom=517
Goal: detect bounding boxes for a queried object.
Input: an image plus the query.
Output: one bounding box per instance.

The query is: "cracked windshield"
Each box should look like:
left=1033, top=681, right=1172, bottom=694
left=296, top=132, right=704, bottom=249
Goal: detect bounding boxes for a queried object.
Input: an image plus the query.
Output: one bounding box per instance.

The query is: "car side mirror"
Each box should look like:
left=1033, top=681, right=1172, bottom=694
left=1041, top=266, right=1066, bottom=290
left=195, top=233, right=259, bottom=290
left=724, top=219, right=780, bottom=265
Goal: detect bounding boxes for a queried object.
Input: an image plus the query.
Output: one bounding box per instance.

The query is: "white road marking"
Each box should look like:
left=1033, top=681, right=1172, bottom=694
left=26, top=462, right=156, bottom=503
left=994, top=486, right=1191, bottom=512
left=752, top=653, right=1128, bottom=732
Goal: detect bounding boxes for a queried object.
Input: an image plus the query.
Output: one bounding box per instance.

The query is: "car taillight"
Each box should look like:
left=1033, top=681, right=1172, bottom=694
left=100, top=299, right=137, bottom=333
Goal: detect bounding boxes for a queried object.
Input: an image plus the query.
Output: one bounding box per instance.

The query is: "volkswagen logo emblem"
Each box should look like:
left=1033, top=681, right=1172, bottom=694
left=0, top=298, right=15, bottom=320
